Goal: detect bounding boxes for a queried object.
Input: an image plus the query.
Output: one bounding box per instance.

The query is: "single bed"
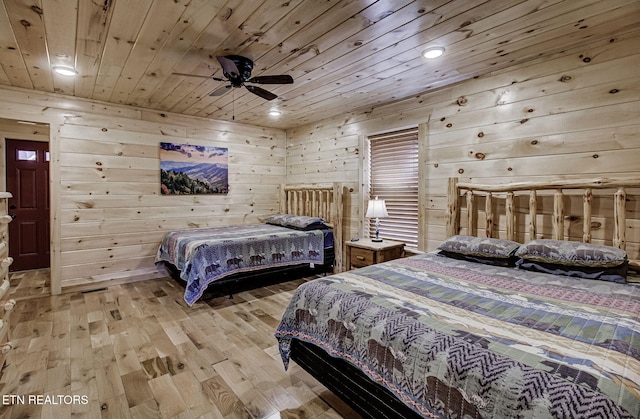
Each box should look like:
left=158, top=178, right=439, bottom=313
left=156, top=183, right=344, bottom=305
left=275, top=177, right=640, bottom=418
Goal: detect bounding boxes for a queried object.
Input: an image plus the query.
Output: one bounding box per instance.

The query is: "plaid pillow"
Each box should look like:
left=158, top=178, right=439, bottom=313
left=515, top=239, right=627, bottom=268
left=438, top=235, right=520, bottom=259
left=264, top=214, right=326, bottom=230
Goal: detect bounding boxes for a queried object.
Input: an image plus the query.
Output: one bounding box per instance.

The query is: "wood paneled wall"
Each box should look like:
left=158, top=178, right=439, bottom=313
left=286, top=30, right=640, bottom=258
left=0, top=87, right=286, bottom=293
left=285, top=133, right=361, bottom=245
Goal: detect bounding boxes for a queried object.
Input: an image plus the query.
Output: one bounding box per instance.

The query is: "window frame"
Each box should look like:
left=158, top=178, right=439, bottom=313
left=365, top=127, right=421, bottom=249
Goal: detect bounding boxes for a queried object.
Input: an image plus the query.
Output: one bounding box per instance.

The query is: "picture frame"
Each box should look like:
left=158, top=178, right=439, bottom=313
left=160, top=142, right=229, bottom=195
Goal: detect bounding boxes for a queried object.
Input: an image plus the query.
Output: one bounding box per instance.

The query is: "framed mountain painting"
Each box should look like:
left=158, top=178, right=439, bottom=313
left=160, top=142, right=229, bottom=195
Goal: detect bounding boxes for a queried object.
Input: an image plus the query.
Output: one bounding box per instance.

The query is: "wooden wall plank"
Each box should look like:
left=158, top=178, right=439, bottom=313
left=59, top=187, right=280, bottom=204
left=429, top=126, right=638, bottom=163
left=60, top=231, right=166, bottom=252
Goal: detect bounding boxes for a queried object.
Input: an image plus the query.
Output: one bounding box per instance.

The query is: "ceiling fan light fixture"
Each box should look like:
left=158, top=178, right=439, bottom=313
left=52, top=65, right=78, bottom=76
left=422, top=46, right=445, bottom=59
left=269, top=110, right=281, bottom=117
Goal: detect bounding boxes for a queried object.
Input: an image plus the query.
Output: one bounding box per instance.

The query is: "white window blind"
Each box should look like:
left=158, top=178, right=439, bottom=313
left=368, top=127, right=419, bottom=248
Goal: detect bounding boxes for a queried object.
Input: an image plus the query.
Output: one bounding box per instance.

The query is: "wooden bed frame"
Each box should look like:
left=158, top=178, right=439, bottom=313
left=446, top=176, right=640, bottom=275
left=289, top=176, right=640, bottom=418
left=280, top=182, right=344, bottom=272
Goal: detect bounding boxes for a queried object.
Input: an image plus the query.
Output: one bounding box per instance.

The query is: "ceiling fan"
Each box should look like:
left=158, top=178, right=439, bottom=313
left=173, top=55, right=293, bottom=101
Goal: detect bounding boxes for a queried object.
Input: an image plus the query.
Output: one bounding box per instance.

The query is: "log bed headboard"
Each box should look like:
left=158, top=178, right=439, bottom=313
left=446, top=177, right=640, bottom=274
left=279, top=182, right=344, bottom=272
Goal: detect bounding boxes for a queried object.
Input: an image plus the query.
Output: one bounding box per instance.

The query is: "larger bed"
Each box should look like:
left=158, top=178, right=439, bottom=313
left=275, top=177, right=640, bottom=418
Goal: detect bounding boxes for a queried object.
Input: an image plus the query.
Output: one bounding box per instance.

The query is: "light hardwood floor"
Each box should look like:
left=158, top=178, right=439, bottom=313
left=0, top=269, right=361, bottom=419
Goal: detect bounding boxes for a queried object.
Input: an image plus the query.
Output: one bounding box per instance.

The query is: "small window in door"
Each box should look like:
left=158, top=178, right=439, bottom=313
left=17, top=150, right=37, bottom=161
left=45, top=151, right=50, bottom=161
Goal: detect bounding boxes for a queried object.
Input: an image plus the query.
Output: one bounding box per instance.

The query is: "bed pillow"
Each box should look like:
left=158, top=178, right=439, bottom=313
left=437, top=235, right=520, bottom=266
left=515, top=239, right=627, bottom=268
left=515, top=239, right=628, bottom=283
left=264, top=214, right=327, bottom=230
left=264, top=213, right=291, bottom=227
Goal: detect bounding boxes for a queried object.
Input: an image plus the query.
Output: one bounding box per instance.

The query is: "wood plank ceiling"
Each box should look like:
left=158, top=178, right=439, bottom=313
left=0, top=0, right=637, bottom=129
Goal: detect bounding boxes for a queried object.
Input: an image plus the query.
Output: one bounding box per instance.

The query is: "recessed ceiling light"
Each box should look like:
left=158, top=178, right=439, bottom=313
left=422, top=46, right=445, bottom=59
left=52, top=65, right=78, bottom=76
left=269, top=110, right=281, bottom=117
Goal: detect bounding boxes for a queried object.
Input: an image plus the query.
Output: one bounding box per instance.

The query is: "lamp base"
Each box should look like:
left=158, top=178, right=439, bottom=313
left=372, top=219, right=383, bottom=242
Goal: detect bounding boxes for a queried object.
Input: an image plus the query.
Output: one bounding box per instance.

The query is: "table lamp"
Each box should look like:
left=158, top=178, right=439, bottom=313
left=366, top=196, right=388, bottom=242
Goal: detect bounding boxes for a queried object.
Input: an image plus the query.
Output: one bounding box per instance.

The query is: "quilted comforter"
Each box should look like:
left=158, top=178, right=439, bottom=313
left=156, top=224, right=326, bottom=305
left=275, top=252, right=640, bottom=418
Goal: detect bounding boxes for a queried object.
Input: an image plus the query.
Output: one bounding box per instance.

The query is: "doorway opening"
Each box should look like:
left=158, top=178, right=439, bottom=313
left=5, top=138, right=50, bottom=271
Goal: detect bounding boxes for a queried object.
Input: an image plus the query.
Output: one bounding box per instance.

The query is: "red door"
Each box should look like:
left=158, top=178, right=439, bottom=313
left=6, top=139, right=50, bottom=271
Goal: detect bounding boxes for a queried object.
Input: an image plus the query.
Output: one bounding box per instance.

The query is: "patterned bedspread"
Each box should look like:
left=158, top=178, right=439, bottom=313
left=156, top=224, right=327, bottom=305
left=275, top=252, right=640, bottom=418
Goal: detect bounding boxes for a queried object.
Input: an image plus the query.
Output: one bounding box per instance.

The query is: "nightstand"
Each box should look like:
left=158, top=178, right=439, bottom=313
left=345, top=238, right=405, bottom=270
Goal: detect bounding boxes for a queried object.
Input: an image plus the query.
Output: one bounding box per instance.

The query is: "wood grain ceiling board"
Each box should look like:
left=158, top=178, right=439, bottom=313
left=0, top=0, right=636, bottom=129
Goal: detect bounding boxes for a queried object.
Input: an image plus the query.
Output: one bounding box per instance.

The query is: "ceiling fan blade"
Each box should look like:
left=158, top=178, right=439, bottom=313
left=216, top=56, right=240, bottom=78
left=245, top=85, right=277, bottom=101
left=247, top=75, right=293, bottom=84
left=209, top=85, right=232, bottom=96
left=172, top=72, right=225, bottom=82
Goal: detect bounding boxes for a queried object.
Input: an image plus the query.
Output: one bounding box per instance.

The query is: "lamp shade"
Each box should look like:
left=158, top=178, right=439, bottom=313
left=366, top=196, right=388, bottom=218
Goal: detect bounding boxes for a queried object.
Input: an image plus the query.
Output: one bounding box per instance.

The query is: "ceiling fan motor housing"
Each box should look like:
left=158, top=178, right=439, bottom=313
left=224, top=55, right=254, bottom=86
left=174, top=55, right=291, bottom=100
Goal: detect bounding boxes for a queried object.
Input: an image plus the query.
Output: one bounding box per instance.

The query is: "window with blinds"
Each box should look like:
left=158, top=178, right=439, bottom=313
left=367, top=127, right=419, bottom=249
